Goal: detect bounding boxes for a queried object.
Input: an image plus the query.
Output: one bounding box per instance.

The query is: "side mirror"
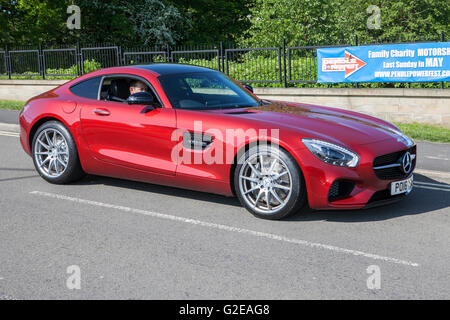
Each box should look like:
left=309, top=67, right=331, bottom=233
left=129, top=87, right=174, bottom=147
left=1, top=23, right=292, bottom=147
left=128, top=91, right=155, bottom=105
left=140, top=105, right=155, bottom=114
left=243, top=84, right=254, bottom=93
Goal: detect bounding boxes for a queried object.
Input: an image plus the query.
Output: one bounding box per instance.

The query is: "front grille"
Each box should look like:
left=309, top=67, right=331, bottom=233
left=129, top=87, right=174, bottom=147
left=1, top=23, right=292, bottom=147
left=328, top=180, right=354, bottom=202
left=373, top=147, right=416, bottom=180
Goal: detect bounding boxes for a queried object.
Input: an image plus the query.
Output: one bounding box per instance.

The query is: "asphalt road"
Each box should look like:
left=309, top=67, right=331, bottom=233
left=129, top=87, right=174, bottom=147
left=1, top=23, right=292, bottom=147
left=0, top=109, right=19, bottom=125
left=0, top=124, right=449, bottom=299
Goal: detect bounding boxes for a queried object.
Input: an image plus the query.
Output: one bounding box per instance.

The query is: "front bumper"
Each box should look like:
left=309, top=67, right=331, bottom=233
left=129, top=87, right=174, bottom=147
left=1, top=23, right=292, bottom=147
left=292, top=142, right=416, bottom=210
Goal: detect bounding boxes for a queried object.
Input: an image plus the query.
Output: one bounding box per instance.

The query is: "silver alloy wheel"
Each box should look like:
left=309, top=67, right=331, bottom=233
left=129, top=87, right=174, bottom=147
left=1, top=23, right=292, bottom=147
left=34, top=128, right=69, bottom=178
left=238, top=151, right=293, bottom=215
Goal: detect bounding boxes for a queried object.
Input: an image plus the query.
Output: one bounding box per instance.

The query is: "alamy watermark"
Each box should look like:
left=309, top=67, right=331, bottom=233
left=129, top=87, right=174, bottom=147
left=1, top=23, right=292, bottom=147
left=66, top=265, right=81, bottom=290
left=367, top=5, right=381, bottom=30
left=366, top=265, right=381, bottom=290
left=67, top=5, right=81, bottom=30
left=170, top=121, right=280, bottom=165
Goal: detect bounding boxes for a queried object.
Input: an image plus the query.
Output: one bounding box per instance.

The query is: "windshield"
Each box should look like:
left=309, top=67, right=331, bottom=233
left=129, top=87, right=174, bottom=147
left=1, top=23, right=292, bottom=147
left=158, top=71, right=260, bottom=110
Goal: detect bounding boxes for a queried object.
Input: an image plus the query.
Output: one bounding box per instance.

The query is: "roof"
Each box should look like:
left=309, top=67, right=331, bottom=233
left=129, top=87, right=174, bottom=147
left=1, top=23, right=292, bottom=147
left=133, top=63, right=216, bottom=76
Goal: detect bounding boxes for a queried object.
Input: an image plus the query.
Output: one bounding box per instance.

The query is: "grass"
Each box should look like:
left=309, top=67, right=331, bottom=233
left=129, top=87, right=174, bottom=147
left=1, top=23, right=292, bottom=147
left=0, top=100, right=448, bottom=143
left=394, top=122, right=450, bottom=143
left=0, top=100, right=25, bottom=110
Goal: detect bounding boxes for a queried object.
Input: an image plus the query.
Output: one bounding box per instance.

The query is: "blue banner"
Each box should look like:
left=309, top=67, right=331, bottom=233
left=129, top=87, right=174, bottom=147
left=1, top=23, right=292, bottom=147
left=317, top=42, right=450, bottom=83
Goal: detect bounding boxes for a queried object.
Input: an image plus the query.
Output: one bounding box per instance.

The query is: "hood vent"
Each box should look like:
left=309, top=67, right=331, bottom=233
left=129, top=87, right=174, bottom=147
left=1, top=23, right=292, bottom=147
left=225, top=110, right=259, bottom=115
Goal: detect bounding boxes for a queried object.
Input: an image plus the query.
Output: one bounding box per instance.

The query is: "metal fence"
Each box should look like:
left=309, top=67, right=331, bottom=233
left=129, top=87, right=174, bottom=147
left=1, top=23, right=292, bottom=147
left=225, top=47, right=282, bottom=83
left=0, top=51, right=7, bottom=75
left=9, top=49, right=41, bottom=77
left=42, top=48, right=78, bottom=77
left=123, top=51, right=167, bottom=65
left=171, top=48, right=220, bottom=71
left=80, top=46, right=120, bottom=74
left=0, top=33, right=447, bottom=88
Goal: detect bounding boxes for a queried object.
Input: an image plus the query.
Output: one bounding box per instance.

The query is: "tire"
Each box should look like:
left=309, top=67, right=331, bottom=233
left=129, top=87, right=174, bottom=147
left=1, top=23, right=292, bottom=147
left=234, top=144, right=306, bottom=220
left=32, top=120, right=85, bottom=184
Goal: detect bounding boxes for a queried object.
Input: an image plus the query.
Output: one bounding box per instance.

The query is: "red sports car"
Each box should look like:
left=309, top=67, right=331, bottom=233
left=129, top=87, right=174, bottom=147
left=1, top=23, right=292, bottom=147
left=19, top=64, right=416, bottom=219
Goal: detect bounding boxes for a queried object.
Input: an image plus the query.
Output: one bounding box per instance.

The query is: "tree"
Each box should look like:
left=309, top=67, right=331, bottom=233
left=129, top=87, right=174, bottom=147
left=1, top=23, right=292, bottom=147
left=0, top=0, right=68, bottom=46
left=172, top=0, right=254, bottom=44
left=241, top=0, right=449, bottom=46
left=332, top=0, right=450, bottom=43
left=124, top=0, right=189, bottom=46
left=240, top=0, right=334, bottom=47
left=71, top=0, right=190, bottom=46
left=0, top=0, right=190, bottom=47
left=2, top=0, right=448, bottom=47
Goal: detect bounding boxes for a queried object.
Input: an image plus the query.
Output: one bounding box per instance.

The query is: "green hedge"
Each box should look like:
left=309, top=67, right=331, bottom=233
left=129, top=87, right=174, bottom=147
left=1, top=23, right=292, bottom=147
left=1, top=56, right=448, bottom=89
left=0, top=59, right=102, bottom=80
left=174, top=56, right=449, bottom=89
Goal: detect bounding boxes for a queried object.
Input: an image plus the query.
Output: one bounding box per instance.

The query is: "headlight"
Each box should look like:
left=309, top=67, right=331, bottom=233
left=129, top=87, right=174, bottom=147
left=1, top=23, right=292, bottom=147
left=302, top=139, right=359, bottom=167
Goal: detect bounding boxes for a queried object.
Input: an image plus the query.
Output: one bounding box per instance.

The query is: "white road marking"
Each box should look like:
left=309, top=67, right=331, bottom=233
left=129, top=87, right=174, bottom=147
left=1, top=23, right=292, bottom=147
left=0, top=130, right=19, bottom=137
left=425, top=156, right=449, bottom=161
left=30, top=190, right=420, bottom=268
left=414, top=185, right=450, bottom=192
left=414, top=181, right=450, bottom=192
left=415, top=181, right=450, bottom=188
left=415, top=169, right=450, bottom=179
left=414, top=181, right=450, bottom=188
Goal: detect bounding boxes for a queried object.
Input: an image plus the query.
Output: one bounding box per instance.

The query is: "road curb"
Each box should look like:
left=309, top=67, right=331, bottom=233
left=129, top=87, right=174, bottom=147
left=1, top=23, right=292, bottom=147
left=0, top=123, right=19, bottom=133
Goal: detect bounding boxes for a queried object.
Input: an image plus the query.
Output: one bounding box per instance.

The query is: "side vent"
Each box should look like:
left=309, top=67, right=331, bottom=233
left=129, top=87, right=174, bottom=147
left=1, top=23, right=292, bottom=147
left=182, top=131, right=213, bottom=150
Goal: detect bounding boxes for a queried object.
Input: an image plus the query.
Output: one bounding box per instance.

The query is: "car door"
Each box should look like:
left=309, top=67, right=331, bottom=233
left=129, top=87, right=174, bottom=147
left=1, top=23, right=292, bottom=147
left=78, top=75, right=177, bottom=176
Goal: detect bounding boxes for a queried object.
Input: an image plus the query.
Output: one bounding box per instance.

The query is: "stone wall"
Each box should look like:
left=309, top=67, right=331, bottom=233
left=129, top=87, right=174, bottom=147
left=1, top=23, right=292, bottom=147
left=0, top=80, right=448, bottom=127
left=254, top=87, right=450, bottom=128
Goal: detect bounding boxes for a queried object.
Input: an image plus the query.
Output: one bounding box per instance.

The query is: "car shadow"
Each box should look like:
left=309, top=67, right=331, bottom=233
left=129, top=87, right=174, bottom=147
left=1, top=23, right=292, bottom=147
left=287, top=173, right=450, bottom=222
left=0, top=167, right=39, bottom=182
left=73, top=173, right=449, bottom=222
left=73, top=174, right=243, bottom=208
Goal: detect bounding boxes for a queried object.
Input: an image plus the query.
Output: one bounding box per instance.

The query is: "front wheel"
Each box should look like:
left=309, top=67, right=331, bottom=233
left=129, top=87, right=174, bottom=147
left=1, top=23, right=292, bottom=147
left=234, top=145, right=307, bottom=220
left=32, top=121, right=85, bottom=184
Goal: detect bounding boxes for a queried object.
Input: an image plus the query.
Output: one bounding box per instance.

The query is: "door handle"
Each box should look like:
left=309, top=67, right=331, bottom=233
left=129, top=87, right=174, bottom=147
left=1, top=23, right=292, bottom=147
left=94, top=109, right=110, bottom=116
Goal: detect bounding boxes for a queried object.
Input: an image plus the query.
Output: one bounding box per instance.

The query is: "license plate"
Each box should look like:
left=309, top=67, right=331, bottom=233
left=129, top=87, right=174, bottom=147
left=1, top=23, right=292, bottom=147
left=391, top=176, right=413, bottom=195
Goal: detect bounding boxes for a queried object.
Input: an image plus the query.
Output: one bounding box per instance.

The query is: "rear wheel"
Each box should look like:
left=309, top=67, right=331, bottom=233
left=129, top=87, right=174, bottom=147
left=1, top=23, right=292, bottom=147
left=32, top=121, right=85, bottom=184
left=234, top=145, right=306, bottom=220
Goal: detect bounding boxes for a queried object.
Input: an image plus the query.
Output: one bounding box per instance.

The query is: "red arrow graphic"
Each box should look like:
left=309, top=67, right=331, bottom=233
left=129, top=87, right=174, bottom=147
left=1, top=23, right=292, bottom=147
left=322, top=51, right=367, bottom=78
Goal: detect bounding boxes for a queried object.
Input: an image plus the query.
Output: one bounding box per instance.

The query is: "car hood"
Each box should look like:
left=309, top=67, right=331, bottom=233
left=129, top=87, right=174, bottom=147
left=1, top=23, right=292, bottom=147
left=219, top=101, right=408, bottom=148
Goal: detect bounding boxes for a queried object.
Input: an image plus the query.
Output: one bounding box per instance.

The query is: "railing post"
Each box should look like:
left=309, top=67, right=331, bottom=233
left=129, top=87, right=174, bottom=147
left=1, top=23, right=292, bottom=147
left=5, top=45, right=11, bottom=80
left=219, top=41, right=223, bottom=73
left=117, top=45, right=122, bottom=66
left=121, top=46, right=124, bottom=66
left=167, top=44, right=171, bottom=63
left=282, top=38, right=287, bottom=88
left=76, top=42, right=81, bottom=76
left=441, top=31, right=444, bottom=89
left=225, top=47, right=229, bottom=76
left=354, top=34, right=359, bottom=88
left=39, top=43, right=45, bottom=80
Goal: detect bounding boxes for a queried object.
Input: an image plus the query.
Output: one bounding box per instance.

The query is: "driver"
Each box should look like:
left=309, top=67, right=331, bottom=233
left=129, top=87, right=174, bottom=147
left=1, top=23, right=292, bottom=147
left=129, top=80, right=148, bottom=96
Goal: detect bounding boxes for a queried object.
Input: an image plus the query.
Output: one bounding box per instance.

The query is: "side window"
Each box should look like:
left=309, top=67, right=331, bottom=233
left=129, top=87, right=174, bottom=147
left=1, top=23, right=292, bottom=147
left=99, top=76, right=159, bottom=104
left=69, top=77, right=102, bottom=100
left=99, top=78, right=114, bottom=100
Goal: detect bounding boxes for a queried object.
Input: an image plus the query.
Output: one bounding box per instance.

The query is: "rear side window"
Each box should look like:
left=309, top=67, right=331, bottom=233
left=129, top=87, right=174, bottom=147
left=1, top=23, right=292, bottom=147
left=70, top=77, right=102, bottom=100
